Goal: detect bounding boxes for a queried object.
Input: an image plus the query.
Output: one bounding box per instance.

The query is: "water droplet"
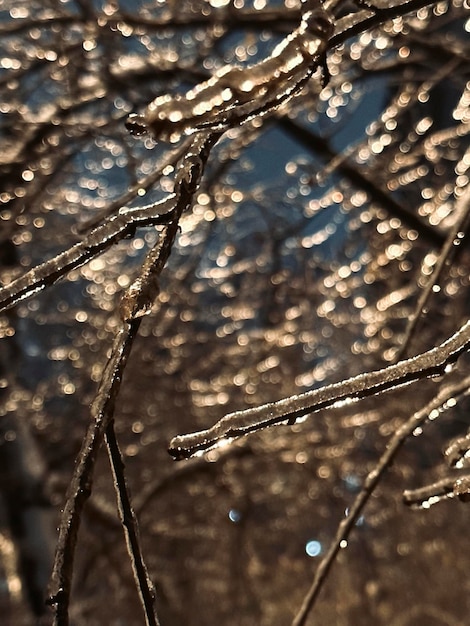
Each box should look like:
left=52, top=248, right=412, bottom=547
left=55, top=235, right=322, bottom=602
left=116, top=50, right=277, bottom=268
left=453, top=477, right=470, bottom=502
left=305, top=540, right=322, bottom=557
left=420, top=495, right=443, bottom=509
left=343, top=474, right=361, bottom=492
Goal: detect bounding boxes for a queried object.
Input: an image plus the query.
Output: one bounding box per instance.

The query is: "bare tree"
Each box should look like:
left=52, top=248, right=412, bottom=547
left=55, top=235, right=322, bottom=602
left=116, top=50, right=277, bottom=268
left=0, top=0, right=469, bottom=625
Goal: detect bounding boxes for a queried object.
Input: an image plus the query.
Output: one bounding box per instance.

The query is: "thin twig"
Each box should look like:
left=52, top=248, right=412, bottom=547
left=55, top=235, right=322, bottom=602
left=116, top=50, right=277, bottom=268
left=100, top=226, right=184, bottom=626
left=169, top=319, right=470, bottom=459
left=105, top=422, right=159, bottom=626
left=47, top=321, right=140, bottom=625
left=403, top=473, right=470, bottom=507
left=394, top=185, right=470, bottom=361
left=79, top=138, right=194, bottom=232
left=291, top=374, right=470, bottom=626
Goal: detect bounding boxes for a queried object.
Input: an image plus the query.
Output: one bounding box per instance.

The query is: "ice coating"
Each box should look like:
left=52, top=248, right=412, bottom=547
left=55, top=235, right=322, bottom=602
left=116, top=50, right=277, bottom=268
left=169, top=319, right=470, bottom=459
left=0, top=195, right=176, bottom=313
left=128, top=3, right=334, bottom=142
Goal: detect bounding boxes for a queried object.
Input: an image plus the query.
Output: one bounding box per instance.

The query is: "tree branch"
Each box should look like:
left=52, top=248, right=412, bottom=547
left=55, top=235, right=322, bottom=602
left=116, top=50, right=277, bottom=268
left=105, top=422, right=159, bottom=626
left=0, top=194, right=176, bottom=313
left=394, top=184, right=470, bottom=361
left=47, top=321, right=139, bottom=626
left=403, top=473, right=470, bottom=508
left=47, top=132, right=220, bottom=625
left=291, top=374, right=470, bottom=626
left=126, top=2, right=334, bottom=141
left=169, top=319, right=470, bottom=459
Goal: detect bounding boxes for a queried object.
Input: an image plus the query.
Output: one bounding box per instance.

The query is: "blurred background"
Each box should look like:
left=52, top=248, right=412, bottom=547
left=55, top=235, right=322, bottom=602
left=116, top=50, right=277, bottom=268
left=0, top=1, right=470, bottom=624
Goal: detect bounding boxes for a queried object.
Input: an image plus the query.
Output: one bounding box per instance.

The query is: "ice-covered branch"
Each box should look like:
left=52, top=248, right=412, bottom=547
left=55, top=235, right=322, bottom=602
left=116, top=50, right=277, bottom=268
left=404, top=411, right=470, bottom=508
left=291, top=374, right=470, bottom=626
left=105, top=423, right=160, bottom=626
left=403, top=474, right=470, bottom=508
left=169, top=319, right=470, bottom=459
left=329, top=0, right=439, bottom=45
left=125, top=0, right=439, bottom=145
left=48, top=323, right=141, bottom=626
left=0, top=194, right=176, bottom=313
left=47, top=132, right=219, bottom=626
left=126, top=0, right=334, bottom=141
